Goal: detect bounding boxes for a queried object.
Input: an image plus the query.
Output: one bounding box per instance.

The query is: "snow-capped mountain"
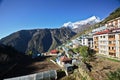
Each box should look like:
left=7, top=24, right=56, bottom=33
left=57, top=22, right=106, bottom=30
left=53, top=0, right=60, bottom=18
left=63, top=16, right=101, bottom=29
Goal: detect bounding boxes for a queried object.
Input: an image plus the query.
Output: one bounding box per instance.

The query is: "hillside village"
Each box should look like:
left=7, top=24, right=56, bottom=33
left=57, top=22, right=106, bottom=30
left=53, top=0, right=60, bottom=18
left=69, top=16, right=120, bottom=59
left=0, top=0, right=120, bottom=80
left=48, top=16, right=120, bottom=80
left=3, top=17, right=120, bottom=80
left=2, top=7, right=120, bottom=80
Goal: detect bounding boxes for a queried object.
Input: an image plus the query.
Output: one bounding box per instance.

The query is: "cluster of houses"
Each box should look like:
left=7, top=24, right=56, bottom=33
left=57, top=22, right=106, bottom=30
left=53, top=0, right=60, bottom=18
left=49, top=47, right=80, bottom=73
left=74, top=17, right=120, bottom=59
left=6, top=17, right=120, bottom=79
left=50, top=17, right=120, bottom=68
left=93, top=17, right=120, bottom=58
left=48, top=17, right=120, bottom=75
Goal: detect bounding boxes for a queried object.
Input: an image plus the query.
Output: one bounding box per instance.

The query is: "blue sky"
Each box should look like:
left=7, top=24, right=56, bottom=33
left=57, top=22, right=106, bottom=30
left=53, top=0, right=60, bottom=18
left=0, top=0, right=120, bottom=39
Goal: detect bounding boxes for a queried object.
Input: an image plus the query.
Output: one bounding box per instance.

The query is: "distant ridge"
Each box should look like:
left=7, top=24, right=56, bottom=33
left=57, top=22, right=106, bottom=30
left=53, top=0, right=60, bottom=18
left=63, top=16, right=101, bottom=33
left=0, top=27, right=76, bottom=54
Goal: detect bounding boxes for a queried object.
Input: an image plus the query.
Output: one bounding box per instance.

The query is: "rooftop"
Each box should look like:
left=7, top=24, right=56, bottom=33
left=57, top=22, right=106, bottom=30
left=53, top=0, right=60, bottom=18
left=94, top=29, right=110, bottom=35
left=106, top=17, right=120, bottom=23
left=94, top=28, right=120, bottom=35
left=50, top=50, right=58, bottom=54
left=60, top=56, right=71, bottom=62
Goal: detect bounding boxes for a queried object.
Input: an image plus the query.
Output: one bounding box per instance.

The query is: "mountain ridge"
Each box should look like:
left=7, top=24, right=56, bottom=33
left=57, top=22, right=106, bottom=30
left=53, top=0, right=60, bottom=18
left=62, top=16, right=101, bottom=30
left=0, top=27, right=76, bottom=54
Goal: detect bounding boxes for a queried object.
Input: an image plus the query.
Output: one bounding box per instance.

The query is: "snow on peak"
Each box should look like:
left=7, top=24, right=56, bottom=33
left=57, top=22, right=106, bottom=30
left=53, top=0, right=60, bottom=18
left=88, top=16, right=98, bottom=20
left=86, top=16, right=100, bottom=23
left=63, top=16, right=101, bottom=29
left=63, top=22, right=72, bottom=27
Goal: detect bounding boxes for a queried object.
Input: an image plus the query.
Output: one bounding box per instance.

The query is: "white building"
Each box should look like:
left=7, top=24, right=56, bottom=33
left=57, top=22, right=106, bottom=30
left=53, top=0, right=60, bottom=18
left=105, top=17, right=120, bottom=28
left=79, top=36, right=93, bottom=49
left=93, top=29, right=120, bottom=58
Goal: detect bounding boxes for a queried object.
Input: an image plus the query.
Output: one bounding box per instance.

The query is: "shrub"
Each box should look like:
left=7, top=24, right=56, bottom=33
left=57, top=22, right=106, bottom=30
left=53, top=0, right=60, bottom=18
left=107, top=68, right=120, bottom=80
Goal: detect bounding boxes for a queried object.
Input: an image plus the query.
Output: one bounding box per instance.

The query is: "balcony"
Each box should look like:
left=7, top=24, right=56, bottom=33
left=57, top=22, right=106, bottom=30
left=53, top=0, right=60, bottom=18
left=108, top=38, right=115, bottom=41
left=94, top=43, right=98, bottom=46
left=94, top=38, right=98, bottom=41
left=109, top=50, right=116, bottom=53
left=109, top=44, right=115, bottom=47
left=109, top=52, right=116, bottom=56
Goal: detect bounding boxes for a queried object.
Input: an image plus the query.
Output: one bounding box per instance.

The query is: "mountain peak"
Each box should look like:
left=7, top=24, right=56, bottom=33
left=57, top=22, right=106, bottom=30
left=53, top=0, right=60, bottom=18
left=87, top=16, right=100, bottom=21
left=63, top=16, right=101, bottom=29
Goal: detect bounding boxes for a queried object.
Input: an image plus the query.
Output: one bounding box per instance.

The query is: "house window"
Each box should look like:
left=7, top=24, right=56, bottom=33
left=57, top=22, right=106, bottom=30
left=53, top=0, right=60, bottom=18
left=109, top=35, right=115, bottom=38
left=109, top=47, right=110, bottom=50
left=94, top=41, right=96, bottom=44
left=112, top=47, right=115, bottom=50
left=95, top=46, right=98, bottom=48
left=109, top=41, right=112, bottom=44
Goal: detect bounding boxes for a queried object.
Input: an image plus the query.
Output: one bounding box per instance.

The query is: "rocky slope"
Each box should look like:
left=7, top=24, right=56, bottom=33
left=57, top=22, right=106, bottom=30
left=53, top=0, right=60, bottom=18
left=0, top=44, right=29, bottom=63
left=0, top=27, right=76, bottom=54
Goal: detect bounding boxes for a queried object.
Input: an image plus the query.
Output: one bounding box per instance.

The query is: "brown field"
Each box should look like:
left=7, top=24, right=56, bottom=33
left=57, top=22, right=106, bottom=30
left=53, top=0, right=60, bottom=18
left=89, top=55, right=120, bottom=80
left=58, top=55, right=120, bottom=80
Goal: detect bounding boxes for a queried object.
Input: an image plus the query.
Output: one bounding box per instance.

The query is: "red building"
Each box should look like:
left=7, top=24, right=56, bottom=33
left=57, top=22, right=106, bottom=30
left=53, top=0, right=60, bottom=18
left=50, top=49, right=59, bottom=55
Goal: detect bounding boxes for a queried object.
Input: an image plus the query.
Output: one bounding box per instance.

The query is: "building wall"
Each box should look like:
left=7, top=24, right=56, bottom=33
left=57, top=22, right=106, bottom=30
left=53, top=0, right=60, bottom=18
left=98, top=34, right=109, bottom=56
left=93, top=17, right=120, bottom=58
left=90, top=40, right=93, bottom=48
left=105, top=17, right=120, bottom=28
left=115, top=33, right=120, bottom=58
left=118, top=20, right=120, bottom=28
left=81, top=38, right=93, bottom=49
left=84, top=39, right=88, bottom=46
left=94, top=34, right=107, bottom=55
left=93, top=36, right=99, bottom=52
left=108, top=34, right=116, bottom=57
left=93, top=33, right=120, bottom=58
